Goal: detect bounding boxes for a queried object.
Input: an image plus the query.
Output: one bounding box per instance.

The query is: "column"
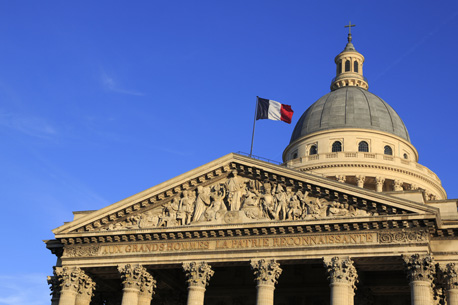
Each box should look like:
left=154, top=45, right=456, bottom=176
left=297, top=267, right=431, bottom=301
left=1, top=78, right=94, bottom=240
left=75, top=272, right=96, bottom=305
left=393, top=179, right=403, bottom=191
left=183, top=261, right=214, bottom=305
left=138, top=271, right=157, bottom=305
left=118, top=264, right=147, bottom=305
left=250, top=259, right=282, bottom=305
left=336, top=175, right=346, bottom=183
left=356, top=175, right=365, bottom=188
left=55, top=267, right=84, bottom=305
left=323, top=256, right=358, bottom=305
left=47, top=270, right=61, bottom=305
left=375, top=176, right=385, bottom=192
left=403, top=254, right=435, bottom=305
left=443, top=263, right=458, bottom=305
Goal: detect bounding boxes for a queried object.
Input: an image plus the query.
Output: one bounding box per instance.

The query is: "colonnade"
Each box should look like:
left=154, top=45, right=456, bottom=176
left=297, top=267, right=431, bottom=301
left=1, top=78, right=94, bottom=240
left=48, top=254, right=458, bottom=305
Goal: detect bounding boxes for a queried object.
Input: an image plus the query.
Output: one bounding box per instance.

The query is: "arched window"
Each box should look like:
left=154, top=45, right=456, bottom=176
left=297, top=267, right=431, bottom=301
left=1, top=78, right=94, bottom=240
left=309, top=145, right=317, bottom=155
left=345, top=60, right=350, bottom=72
left=338, top=62, right=342, bottom=74
left=354, top=61, right=358, bottom=73
left=384, top=145, right=393, bottom=155
left=292, top=151, right=298, bottom=159
left=403, top=153, right=408, bottom=159
left=332, top=141, right=342, bottom=152
left=358, top=141, right=369, bottom=152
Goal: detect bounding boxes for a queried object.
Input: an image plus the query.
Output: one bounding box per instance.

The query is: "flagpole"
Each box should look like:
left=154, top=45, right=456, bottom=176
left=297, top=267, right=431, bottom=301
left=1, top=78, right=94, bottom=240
left=249, top=96, right=258, bottom=158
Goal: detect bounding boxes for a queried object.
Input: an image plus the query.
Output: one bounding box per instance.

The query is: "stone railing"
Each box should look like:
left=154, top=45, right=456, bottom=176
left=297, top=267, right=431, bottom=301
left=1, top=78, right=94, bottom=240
left=286, top=152, right=441, bottom=183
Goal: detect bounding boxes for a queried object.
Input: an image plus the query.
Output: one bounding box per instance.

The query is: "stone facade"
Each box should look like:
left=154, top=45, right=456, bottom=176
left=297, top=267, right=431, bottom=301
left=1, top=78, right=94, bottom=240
left=46, top=32, right=458, bottom=305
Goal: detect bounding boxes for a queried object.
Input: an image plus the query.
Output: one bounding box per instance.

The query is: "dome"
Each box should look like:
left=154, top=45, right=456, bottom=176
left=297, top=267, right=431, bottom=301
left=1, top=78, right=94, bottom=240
left=290, top=87, right=410, bottom=143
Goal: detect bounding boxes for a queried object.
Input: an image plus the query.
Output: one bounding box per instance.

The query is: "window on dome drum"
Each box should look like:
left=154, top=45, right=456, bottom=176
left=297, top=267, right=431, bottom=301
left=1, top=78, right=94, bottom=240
left=338, top=62, right=342, bottom=74
left=384, top=145, right=393, bottom=155
left=309, top=145, right=317, bottom=155
left=332, top=141, right=342, bottom=152
left=358, top=141, right=369, bottom=152
left=403, top=153, right=408, bottom=159
left=345, top=60, right=350, bottom=72
left=292, top=151, right=298, bottom=159
left=354, top=61, right=358, bottom=73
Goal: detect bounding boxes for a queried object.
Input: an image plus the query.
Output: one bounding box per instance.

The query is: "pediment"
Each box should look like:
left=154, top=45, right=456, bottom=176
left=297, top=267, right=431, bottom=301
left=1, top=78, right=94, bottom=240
left=53, top=153, right=439, bottom=237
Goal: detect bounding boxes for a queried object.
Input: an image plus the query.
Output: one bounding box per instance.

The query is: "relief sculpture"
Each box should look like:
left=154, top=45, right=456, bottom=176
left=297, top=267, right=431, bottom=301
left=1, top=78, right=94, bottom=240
left=102, top=172, right=373, bottom=230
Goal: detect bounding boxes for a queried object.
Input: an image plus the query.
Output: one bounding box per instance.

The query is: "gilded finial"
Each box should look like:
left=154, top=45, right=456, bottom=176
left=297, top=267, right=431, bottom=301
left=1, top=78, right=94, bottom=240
left=344, top=21, right=356, bottom=42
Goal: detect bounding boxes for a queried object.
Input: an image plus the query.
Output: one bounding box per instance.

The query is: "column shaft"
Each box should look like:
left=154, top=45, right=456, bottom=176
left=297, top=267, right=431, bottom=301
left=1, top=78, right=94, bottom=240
left=121, top=288, right=140, bottom=305
left=448, top=288, right=458, bottom=305
left=255, top=284, right=275, bottom=305
left=410, top=281, right=432, bottom=305
left=330, top=282, right=349, bottom=305
left=138, top=295, right=153, bottom=305
left=187, top=286, right=206, bottom=305
left=58, top=290, right=77, bottom=305
left=75, top=295, right=92, bottom=305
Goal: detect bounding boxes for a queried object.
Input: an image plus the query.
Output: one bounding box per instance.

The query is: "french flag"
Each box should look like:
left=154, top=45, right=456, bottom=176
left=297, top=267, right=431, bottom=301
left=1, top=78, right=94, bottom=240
left=256, top=97, right=294, bottom=124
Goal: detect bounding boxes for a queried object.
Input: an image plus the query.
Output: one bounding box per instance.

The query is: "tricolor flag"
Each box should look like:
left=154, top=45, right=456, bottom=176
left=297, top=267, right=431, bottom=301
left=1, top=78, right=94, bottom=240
left=256, top=97, right=294, bottom=124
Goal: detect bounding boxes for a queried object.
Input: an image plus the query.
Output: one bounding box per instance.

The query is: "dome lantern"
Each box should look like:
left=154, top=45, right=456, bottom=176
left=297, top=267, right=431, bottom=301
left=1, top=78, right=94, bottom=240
left=331, top=22, right=369, bottom=91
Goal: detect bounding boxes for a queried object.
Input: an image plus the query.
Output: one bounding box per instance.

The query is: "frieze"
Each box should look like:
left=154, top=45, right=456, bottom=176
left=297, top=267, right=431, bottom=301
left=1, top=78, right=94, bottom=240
left=64, top=245, right=100, bottom=257
left=98, top=174, right=380, bottom=231
left=378, top=229, right=428, bottom=244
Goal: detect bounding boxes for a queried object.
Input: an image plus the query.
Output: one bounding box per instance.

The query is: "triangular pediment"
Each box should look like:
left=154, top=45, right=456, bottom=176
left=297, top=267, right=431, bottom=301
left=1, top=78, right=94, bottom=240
left=53, top=153, right=440, bottom=238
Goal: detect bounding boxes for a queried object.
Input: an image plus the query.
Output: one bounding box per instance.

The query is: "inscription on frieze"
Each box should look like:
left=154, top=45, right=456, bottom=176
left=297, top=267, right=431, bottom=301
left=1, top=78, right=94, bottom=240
left=63, top=233, right=378, bottom=257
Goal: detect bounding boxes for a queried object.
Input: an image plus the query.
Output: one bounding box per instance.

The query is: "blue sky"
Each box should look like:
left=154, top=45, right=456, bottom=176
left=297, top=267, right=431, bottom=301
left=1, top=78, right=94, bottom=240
left=0, top=1, right=457, bottom=304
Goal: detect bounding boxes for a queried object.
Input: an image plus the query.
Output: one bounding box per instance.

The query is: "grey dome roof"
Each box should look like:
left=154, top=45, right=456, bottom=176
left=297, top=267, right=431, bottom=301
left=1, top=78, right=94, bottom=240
left=290, top=87, right=410, bottom=143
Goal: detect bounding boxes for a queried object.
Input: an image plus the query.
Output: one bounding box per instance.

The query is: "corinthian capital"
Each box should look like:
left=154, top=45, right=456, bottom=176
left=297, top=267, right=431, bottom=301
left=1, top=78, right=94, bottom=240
left=47, top=271, right=61, bottom=298
left=250, top=259, right=282, bottom=286
left=54, top=266, right=85, bottom=293
left=139, top=270, right=157, bottom=297
left=323, top=256, right=358, bottom=288
left=118, top=264, right=147, bottom=290
left=442, top=263, right=458, bottom=289
left=183, top=261, right=214, bottom=287
left=78, top=272, right=96, bottom=298
left=403, top=254, right=435, bottom=282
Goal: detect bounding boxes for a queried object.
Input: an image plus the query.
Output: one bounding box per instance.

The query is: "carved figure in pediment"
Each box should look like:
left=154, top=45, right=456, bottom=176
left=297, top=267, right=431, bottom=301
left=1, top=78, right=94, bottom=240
left=139, top=211, right=160, bottom=228
left=260, top=182, right=276, bottom=219
left=306, top=197, right=329, bottom=219
left=157, top=196, right=180, bottom=227
left=205, top=184, right=227, bottom=221
left=226, top=171, right=244, bottom=211
left=178, top=190, right=195, bottom=225
left=241, top=187, right=263, bottom=219
left=125, top=215, right=141, bottom=229
left=287, top=194, right=302, bottom=220
left=327, top=201, right=349, bottom=217
left=274, top=184, right=287, bottom=220
left=193, top=185, right=211, bottom=222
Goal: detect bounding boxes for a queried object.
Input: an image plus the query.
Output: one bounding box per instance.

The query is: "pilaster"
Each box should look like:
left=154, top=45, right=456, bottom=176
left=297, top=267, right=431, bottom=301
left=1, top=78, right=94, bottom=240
left=393, top=179, right=403, bottom=191
left=183, top=261, right=214, bottom=305
left=250, top=259, right=282, bottom=305
left=323, top=256, right=358, bottom=305
left=403, top=254, right=435, bottom=305
left=336, top=175, right=346, bottom=183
